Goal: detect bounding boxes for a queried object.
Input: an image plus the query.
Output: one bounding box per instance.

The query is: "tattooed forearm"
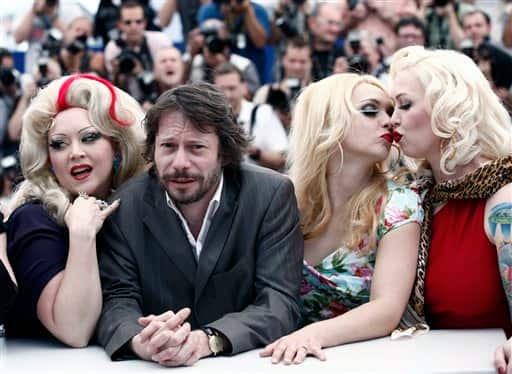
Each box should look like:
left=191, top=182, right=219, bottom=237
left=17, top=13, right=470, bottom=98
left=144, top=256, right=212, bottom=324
left=489, top=202, right=512, bottom=315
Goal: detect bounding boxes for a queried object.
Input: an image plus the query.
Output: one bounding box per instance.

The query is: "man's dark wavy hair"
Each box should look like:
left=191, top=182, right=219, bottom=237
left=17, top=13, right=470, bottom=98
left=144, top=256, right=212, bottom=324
left=143, top=82, right=248, bottom=173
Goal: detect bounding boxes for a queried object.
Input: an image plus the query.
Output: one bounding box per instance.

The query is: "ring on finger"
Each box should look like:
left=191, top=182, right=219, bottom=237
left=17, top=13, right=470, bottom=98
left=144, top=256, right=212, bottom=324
left=96, top=200, right=109, bottom=210
left=78, top=192, right=89, bottom=199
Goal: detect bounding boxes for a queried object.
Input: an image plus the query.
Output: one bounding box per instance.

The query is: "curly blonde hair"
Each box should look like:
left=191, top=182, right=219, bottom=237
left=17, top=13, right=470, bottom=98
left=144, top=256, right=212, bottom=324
left=8, top=75, right=146, bottom=224
left=390, top=46, right=512, bottom=174
left=288, top=73, right=392, bottom=252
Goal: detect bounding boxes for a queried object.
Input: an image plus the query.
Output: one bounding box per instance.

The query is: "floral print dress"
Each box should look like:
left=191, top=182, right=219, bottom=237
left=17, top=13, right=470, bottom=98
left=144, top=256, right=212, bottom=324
left=300, top=181, right=424, bottom=326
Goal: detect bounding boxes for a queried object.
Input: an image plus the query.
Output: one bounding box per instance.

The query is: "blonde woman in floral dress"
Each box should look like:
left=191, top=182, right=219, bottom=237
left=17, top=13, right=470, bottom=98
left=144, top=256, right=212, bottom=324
left=260, top=73, right=423, bottom=364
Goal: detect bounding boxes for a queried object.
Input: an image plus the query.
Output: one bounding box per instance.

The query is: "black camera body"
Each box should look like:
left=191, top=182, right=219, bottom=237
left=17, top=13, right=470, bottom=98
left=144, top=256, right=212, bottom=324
left=432, top=0, right=451, bottom=7
left=200, top=25, right=231, bottom=54
left=137, top=71, right=159, bottom=104
left=118, top=49, right=142, bottom=74
left=66, top=34, right=88, bottom=55
left=0, top=153, right=21, bottom=193
left=461, top=39, right=512, bottom=89
left=0, top=67, right=17, bottom=87
left=41, top=28, right=63, bottom=58
left=114, top=37, right=145, bottom=75
left=346, top=32, right=370, bottom=74
left=275, top=15, right=298, bottom=39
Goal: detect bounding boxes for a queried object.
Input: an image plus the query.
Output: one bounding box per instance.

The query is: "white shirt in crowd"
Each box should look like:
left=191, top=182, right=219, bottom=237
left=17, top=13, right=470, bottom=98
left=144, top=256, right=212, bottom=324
left=237, top=99, right=288, bottom=164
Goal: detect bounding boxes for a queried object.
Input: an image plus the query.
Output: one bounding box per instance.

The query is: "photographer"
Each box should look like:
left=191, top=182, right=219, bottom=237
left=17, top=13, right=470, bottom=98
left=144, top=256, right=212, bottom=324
left=6, top=58, right=61, bottom=152
left=421, top=0, right=471, bottom=49
left=342, top=0, right=420, bottom=59
left=341, top=30, right=389, bottom=83
left=94, top=0, right=161, bottom=47
left=104, top=0, right=170, bottom=102
left=198, top=0, right=271, bottom=83
left=13, top=0, right=65, bottom=73
left=214, top=63, right=288, bottom=171
left=141, top=46, right=184, bottom=110
left=188, top=19, right=260, bottom=95
left=461, top=9, right=512, bottom=111
left=307, top=2, right=343, bottom=81
left=395, top=16, right=427, bottom=49
left=0, top=50, right=23, bottom=199
left=0, top=50, right=20, bottom=158
left=272, top=0, right=308, bottom=43
left=57, top=16, right=106, bottom=77
left=253, top=36, right=311, bottom=131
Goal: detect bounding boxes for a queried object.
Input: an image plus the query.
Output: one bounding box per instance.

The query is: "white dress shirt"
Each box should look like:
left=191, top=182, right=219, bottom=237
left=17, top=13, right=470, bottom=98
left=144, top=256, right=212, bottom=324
left=165, top=173, right=224, bottom=259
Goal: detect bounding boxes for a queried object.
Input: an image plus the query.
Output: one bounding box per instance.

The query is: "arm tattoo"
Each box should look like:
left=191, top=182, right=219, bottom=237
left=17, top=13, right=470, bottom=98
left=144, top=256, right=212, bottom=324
left=488, top=202, right=512, bottom=316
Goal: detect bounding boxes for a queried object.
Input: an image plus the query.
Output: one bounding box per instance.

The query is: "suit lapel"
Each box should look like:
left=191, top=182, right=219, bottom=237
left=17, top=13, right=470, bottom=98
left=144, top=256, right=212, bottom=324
left=194, top=170, right=240, bottom=302
left=142, top=176, right=197, bottom=286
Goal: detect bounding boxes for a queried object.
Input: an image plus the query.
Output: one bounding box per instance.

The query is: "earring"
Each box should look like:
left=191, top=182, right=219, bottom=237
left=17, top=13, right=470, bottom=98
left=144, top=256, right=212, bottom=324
left=112, top=153, right=122, bottom=173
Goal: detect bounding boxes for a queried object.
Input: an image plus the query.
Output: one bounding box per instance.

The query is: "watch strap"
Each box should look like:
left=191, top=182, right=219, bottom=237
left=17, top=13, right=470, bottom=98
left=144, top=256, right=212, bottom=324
left=201, top=327, right=225, bottom=356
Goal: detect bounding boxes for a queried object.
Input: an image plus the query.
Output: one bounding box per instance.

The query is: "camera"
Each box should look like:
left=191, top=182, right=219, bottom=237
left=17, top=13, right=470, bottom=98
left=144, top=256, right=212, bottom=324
left=66, top=34, right=88, bottom=55
left=0, top=67, right=17, bottom=87
left=267, top=87, right=290, bottom=114
left=41, top=28, right=63, bottom=57
left=432, top=0, right=451, bottom=7
left=137, top=71, right=159, bottom=104
left=36, top=56, right=52, bottom=88
left=0, top=153, right=21, bottom=194
left=275, top=15, right=298, bottom=38
left=460, top=39, right=493, bottom=62
left=200, top=24, right=231, bottom=54
left=117, top=50, right=143, bottom=74
left=461, top=39, right=512, bottom=89
left=346, top=32, right=370, bottom=74
left=114, top=37, right=147, bottom=75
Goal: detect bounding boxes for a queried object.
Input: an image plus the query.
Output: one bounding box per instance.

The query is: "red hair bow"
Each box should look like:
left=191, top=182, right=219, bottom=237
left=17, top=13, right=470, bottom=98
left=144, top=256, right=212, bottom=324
left=56, top=74, right=131, bottom=127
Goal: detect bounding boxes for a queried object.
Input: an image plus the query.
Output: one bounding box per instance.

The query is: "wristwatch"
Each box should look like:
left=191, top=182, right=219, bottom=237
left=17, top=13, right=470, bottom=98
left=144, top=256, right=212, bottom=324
left=201, top=327, right=225, bottom=356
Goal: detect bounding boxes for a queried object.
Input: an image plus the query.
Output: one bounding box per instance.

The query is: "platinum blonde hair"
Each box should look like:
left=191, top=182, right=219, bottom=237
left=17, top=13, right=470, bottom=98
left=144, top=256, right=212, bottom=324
left=390, top=46, right=512, bottom=174
left=289, top=73, right=391, bottom=250
left=9, top=76, right=146, bottom=224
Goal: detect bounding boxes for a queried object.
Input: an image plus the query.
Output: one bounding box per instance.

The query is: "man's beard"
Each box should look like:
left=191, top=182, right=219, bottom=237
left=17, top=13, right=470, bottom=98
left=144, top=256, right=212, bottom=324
left=160, top=162, right=222, bottom=205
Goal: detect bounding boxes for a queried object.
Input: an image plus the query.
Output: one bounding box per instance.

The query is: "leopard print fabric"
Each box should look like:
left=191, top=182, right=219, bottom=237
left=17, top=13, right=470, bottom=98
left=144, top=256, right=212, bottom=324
left=401, top=155, right=512, bottom=327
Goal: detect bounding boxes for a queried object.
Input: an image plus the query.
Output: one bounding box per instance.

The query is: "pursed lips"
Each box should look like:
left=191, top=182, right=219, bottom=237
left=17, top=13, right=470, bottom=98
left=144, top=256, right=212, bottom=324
left=380, top=132, right=394, bottom=144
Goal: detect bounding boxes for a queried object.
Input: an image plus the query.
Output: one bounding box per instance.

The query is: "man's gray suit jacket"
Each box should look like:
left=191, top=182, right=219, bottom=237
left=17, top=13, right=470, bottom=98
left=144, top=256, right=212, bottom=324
left=96, top=164, right=304, bottom=359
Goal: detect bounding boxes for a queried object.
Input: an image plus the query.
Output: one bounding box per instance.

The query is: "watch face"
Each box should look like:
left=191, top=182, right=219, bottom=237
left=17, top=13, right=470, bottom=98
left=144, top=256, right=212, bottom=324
left=210, top=335, right=224, bottom=354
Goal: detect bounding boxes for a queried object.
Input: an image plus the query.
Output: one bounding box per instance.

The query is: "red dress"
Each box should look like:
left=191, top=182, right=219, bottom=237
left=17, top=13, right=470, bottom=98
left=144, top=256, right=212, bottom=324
left=424, top=199, right=511, bottom=334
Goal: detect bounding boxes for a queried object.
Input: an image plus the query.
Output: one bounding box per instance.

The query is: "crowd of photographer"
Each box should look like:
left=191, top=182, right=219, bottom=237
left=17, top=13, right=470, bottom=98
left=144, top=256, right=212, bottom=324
left=1, top=0, right=512, bottom=200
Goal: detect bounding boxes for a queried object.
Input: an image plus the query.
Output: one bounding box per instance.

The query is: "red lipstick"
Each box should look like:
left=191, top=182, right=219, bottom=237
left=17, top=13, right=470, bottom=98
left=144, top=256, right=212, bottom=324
left=70, top=164, right=92, bottom=181
left=393, top=132, right=403, bottom=143
left=380, top=133, right=393, bottom=144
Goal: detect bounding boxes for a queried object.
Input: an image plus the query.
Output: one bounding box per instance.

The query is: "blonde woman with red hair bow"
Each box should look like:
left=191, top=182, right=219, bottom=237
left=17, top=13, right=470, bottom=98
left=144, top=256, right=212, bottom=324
left=3, top=74, right=145, bottom=347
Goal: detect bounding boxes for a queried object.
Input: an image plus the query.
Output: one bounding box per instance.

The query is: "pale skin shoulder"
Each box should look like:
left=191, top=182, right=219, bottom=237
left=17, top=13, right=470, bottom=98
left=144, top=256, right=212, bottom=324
left=485, top=183, right=512, bottom=374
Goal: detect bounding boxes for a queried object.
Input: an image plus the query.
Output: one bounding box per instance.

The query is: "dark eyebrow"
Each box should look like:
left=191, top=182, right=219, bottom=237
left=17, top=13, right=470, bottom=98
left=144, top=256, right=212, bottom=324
left=78, top=125, right=97, bottom=134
